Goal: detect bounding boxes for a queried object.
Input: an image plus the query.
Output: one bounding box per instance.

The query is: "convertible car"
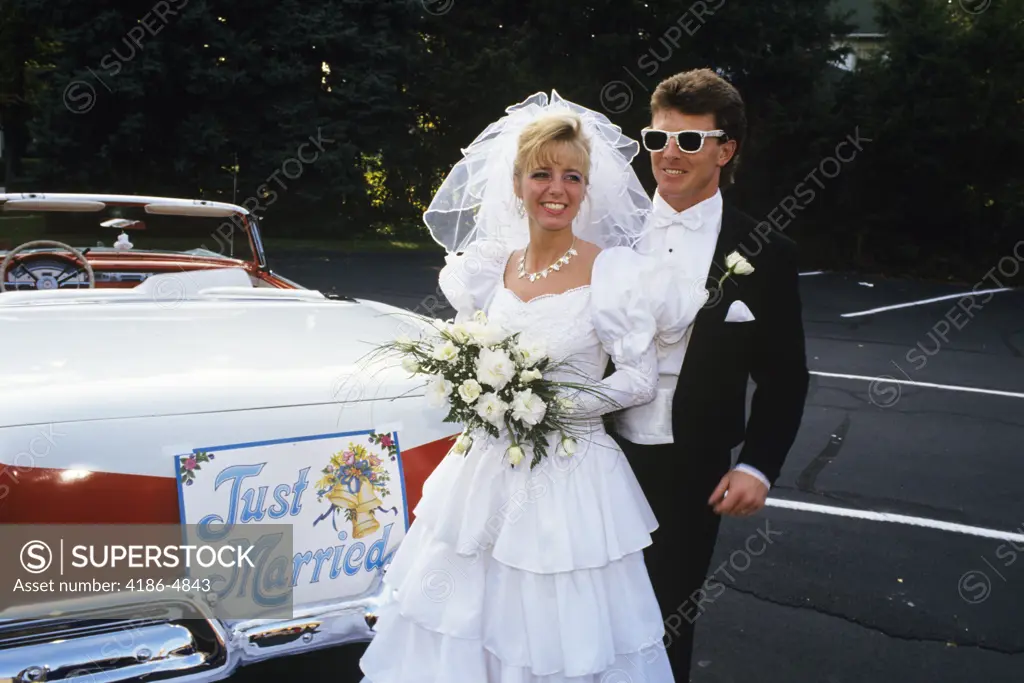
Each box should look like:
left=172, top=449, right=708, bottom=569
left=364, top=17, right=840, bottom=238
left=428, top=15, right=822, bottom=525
left=0, top=193, right=458, bottom=681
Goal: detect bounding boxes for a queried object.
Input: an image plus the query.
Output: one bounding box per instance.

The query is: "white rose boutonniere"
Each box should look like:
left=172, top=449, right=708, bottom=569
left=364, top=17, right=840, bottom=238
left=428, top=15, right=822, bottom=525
left=719, top=251, right=754, bottom=286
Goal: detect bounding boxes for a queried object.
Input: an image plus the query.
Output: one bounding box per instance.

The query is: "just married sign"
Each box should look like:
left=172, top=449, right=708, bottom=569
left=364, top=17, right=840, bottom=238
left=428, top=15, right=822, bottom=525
left=174, top=429, right=408, bottom=614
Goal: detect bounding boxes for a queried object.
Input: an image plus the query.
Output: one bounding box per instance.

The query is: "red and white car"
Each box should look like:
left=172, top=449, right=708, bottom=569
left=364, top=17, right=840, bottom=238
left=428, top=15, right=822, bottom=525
left=0, top=193, right=457, bottom=681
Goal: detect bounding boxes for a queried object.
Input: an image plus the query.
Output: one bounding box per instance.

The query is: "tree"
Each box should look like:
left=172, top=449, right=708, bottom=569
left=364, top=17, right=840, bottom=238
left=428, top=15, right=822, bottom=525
left=833, top=0, right=1024, bottom=275
left=21, top=0, right=423, bottom=236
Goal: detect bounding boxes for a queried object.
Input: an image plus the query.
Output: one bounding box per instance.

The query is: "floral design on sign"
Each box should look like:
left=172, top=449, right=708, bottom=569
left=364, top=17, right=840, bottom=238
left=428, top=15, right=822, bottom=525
left=179, top=451, right=215, bottom=486
left=367, top=431, right=398, bottom=461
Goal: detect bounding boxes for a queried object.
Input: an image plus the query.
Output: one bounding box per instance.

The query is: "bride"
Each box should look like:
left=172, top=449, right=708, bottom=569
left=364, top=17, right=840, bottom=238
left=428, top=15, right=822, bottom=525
left=359, top=92, right=703, bottom=683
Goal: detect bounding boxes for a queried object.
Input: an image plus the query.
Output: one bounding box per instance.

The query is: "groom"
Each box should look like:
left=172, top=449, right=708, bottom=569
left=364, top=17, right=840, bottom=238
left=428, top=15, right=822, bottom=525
left=610, top=69, right=809, bottom=679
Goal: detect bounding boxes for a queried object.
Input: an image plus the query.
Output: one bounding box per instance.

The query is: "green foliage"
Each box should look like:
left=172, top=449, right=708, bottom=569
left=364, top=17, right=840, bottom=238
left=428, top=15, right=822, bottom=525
left=831, top=0, right=1024, bottom=276
left=6, top=0, right=1022, bottom=276
left=18, top=0, right=422, bottom=236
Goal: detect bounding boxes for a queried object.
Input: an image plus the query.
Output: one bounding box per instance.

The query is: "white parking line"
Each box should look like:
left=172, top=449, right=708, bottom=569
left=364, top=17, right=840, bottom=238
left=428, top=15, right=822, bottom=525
left=799, top=271, right=824, bottom=276
left=766, top=498, right=1024, bottom=544
left=810, top=370, right=1024, bottom=400
left=840, top=287, right=1014, bottom=317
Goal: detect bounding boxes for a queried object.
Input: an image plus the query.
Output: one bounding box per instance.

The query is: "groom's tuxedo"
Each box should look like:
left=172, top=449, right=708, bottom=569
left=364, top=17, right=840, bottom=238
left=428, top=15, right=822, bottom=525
left=614, top=189, right=808, bottom=485
left=610, top=189, right=809, bottom=679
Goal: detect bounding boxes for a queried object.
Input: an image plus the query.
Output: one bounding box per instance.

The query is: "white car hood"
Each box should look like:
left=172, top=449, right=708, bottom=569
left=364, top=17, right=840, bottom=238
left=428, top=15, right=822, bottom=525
left=0, top=296, right=431, bottom=428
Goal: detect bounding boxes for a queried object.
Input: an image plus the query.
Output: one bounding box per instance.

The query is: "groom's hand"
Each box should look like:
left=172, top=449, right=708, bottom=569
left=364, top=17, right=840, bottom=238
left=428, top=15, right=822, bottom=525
left=708, top=470, right=768, bottom=516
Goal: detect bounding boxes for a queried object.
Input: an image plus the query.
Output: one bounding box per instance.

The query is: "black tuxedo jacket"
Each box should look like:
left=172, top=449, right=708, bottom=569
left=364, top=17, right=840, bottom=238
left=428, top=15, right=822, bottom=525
left=661, top=200, right=809, bottom=485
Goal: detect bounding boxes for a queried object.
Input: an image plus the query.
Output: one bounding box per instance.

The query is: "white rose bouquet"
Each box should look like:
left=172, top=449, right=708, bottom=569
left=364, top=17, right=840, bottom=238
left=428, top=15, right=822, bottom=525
left=371, top=310, right=618, bottom=469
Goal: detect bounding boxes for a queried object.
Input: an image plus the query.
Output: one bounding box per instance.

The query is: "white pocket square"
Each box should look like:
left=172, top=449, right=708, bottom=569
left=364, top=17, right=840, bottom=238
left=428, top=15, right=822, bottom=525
left=725, top=300, right=755, bottom=323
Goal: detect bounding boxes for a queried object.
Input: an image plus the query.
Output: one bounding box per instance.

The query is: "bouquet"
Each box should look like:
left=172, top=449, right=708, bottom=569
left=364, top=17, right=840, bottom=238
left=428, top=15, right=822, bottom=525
left=374, top=310, right=619, bottom=469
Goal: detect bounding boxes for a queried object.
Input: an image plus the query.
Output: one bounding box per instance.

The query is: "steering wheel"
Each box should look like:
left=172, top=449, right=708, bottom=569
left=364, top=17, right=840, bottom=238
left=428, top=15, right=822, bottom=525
left=0, top=240, right=96, bottom=292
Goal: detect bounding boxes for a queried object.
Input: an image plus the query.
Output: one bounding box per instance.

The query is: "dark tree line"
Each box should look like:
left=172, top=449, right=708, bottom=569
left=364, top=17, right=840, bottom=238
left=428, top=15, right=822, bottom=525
left=1, top=0, right=1021, bottom=278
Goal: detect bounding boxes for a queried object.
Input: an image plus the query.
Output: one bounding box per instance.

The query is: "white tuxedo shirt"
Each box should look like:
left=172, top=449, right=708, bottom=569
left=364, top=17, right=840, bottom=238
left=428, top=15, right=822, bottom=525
left=612, top=189, right=770, bottom=489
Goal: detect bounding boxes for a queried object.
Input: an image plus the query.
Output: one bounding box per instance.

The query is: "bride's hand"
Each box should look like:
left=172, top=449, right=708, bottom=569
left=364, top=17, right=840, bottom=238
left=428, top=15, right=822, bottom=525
left=708, top=470, right=768, bottom=517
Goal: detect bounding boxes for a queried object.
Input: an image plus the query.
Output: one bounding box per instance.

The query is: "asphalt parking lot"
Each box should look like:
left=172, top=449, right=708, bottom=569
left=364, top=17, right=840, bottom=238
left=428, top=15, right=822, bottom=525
left=232, top=248, right=1024, bottom=683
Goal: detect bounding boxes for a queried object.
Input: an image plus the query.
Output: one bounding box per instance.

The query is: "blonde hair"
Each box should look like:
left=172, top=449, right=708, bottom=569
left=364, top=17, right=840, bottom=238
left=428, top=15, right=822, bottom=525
left=513, top=113, right=591, bottom=182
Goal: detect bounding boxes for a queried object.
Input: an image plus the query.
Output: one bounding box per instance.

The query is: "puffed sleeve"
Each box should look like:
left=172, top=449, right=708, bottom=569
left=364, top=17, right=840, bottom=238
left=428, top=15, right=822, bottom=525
left=568, top=247, right=661, bottom=417
left=646, top=260, right=708, bottom=348
left=437, top=240, right=510, bottom=321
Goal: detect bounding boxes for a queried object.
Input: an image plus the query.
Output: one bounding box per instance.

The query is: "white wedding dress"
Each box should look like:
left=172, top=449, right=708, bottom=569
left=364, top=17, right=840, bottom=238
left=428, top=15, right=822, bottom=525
left=360, top=241, right=698, bottom=683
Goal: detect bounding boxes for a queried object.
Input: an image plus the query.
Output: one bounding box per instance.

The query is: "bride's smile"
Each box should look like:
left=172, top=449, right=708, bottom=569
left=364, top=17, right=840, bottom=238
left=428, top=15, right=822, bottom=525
left=517, top=157, right=586, bottom=233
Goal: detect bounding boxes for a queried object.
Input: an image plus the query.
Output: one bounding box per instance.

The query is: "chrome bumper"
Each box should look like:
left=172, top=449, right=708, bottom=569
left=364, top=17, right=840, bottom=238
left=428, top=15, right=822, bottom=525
left=0, top=581, right=389, bottom=682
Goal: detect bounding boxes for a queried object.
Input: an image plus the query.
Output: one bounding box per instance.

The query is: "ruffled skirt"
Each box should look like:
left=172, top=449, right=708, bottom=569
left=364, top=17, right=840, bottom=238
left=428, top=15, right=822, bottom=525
left=359, top=425, right=674, bottom=683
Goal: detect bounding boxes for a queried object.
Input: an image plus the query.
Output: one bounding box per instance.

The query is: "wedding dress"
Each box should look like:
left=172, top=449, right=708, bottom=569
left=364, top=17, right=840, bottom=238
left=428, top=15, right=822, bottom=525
left=359, top=240, right=700, bottom=683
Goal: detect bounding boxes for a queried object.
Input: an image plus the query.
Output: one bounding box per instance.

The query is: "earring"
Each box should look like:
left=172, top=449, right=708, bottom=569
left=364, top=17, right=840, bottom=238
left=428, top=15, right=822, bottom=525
left=516, top=198, right=525, bottom=218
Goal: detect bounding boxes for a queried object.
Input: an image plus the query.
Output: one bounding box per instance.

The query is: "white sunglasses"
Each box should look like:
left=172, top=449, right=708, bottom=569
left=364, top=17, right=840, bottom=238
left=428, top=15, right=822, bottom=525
left=641, top=128, right=728, bottom=153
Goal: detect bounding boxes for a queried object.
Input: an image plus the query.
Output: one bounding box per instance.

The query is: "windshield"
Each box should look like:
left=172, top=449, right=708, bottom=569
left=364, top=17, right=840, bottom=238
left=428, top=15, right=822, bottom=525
left=0, top=205, right=256, bottom=262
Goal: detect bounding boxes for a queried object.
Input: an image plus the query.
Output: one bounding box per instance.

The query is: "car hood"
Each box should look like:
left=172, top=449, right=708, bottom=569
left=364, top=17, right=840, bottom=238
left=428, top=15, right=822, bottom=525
left=0, top=296, right=433, bottom=428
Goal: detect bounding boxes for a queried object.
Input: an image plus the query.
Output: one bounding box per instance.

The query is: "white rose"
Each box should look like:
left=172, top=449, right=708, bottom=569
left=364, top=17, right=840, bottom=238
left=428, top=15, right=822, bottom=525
left=465, top=320, right=507, bottom=347
left=402, top=356, right=420, bottom=373
left=507, top=445, right=524, bottom=466
left=431, top=340, right=459, bottom=363
left=476, top=347, right=515, bottom=390
left=556, top=396, right=575, bottom=412
left=559, top=436, right=577, bottom=458
left=452, top=433, right=473, bottom=455
left=472, top=310, right=488, bottom=324
left=396, top=333, right=413, bottom=346
left=513, top=334, right=547, bottom=367
left=725, top=251, right=755, bottom=276
left=458, top=379, right=483, bottom=403
left=510, top=388, right=547, bottom=426
left=425, top=375, right=453, bottom=408
left=519, top=368, right=543, bottom=383
left=448, top=323, right=470, bottom=344
left=474, top=392, right=508, bottom=428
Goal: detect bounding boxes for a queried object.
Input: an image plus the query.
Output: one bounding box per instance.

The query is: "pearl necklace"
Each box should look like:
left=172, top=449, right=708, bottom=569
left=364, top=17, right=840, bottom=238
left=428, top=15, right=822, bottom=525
left=517, top=237, right=578, bottom=282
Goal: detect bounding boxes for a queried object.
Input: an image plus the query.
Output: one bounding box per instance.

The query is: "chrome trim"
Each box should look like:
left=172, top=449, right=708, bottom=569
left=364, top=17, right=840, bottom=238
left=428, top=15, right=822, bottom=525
left=0, top=575, right=391, bottom=682
left=0, top=623, right=217, bottom=683
left=247, top=215, right=268, bottom=270
left=0, top=193, right=250, bottom=216
left=246, top=618, right=322, bottom=648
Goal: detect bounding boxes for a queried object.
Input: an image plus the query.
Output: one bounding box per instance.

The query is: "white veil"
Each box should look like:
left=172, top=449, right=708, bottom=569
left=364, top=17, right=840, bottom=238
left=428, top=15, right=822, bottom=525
left=424, top=90, right=652, bottom=253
